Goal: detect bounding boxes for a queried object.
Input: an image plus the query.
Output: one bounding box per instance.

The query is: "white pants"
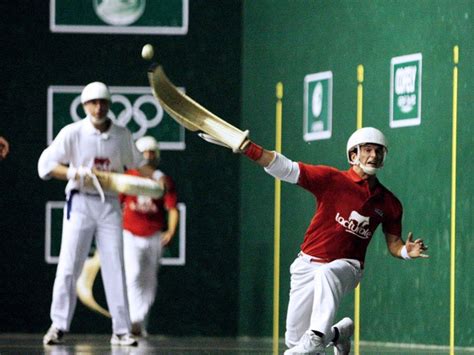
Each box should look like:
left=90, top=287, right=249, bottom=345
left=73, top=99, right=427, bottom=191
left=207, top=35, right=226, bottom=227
left=285, top=253, right=363, bottom=348
left=50, top=193, right=131, bottom=334
left=123, top=230, right=163, bottom=326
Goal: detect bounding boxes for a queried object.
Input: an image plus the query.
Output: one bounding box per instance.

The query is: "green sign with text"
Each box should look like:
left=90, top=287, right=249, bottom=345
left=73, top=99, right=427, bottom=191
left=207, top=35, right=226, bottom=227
left=304, top=71, right=332, bottom=141
left=390, top=53, right=422, bottom=127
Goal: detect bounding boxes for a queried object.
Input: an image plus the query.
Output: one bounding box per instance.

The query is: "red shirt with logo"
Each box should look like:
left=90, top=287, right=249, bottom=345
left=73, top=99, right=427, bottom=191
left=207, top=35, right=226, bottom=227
left=297, top=164, right=402, bottom=265
left=120, top=169, right=178, bottom=237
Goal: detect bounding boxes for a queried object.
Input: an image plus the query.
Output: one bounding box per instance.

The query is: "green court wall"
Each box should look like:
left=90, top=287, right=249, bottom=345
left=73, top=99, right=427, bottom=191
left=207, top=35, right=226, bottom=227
left=240, top=0, right=474, bottom=347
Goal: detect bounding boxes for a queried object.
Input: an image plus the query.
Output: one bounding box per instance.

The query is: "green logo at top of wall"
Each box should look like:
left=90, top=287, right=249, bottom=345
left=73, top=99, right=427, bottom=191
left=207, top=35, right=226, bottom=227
left=50, top=0, right=188, bottom=34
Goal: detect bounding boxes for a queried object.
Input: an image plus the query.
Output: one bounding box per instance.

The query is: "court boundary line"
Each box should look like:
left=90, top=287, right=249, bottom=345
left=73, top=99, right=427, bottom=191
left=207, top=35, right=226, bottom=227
left=359, top=340, right=474, bottom=352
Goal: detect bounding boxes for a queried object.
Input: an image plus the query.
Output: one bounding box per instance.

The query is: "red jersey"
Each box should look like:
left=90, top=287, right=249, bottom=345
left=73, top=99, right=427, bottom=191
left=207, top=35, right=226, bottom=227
left=297, top=164, right=402, bottom=265
left=121, top=169, right=178, bottom=237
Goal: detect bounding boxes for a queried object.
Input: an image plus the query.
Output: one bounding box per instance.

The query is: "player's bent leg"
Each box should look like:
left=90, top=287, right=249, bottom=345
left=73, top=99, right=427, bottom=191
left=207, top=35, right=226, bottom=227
left=309, top=259, right=362, bottom=339
left=285, top=257, right=319, bottom=348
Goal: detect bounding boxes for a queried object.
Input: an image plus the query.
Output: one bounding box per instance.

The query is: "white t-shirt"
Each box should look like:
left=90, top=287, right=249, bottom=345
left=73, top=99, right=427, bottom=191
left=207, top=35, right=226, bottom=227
left=38, top=116, right=144, bottom=196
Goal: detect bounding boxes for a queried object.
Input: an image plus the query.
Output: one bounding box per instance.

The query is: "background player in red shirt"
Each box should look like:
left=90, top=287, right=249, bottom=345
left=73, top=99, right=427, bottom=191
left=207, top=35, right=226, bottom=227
left=239, top=127, right=429, bottom=355
left=120, top=136, right=179, bottom=337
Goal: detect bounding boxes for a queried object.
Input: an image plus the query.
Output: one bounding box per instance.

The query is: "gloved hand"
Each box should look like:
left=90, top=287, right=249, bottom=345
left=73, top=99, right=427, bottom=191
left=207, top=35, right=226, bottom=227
left=198, top=132, right=253, bottom=154
left=198, top=133, right=234, bottom=149
left=67, top=166, right=105, bottom=202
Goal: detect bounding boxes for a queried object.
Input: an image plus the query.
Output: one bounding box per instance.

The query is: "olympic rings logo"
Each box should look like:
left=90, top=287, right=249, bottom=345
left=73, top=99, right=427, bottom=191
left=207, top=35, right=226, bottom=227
left=70, top=94, right=163, bottom=139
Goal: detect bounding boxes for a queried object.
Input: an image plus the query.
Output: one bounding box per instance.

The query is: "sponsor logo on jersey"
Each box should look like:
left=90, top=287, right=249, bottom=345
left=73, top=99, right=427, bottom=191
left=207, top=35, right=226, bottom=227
left=130, top=196, right=158, bottom=213
left=335, top=210, right=372, bottom=239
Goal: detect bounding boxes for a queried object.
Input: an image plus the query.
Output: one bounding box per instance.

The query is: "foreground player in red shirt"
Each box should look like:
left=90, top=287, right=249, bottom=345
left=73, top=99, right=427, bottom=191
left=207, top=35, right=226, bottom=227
left=120, top=136, right=179, bottom=337
left=241, top=127, right=428, bottom=355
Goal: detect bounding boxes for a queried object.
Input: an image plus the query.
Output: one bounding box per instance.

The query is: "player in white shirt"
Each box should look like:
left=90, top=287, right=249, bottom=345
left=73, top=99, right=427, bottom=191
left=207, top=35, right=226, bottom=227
left=38, top=82, right=154, bottom=347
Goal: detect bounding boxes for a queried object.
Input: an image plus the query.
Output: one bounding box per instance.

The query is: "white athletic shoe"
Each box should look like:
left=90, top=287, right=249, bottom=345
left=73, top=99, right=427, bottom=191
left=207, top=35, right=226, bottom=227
left=110, top=333, right=139, bottom=346
left=332, top=317, right=354, bottom=355
left=284, top=330, right=325, bottom=354
left=43, top=325, right=64, bottom=345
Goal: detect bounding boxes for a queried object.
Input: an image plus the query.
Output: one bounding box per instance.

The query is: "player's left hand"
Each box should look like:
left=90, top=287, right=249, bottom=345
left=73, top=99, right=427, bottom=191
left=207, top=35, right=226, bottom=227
left=161, top=230, right=175, bottom=247
left=405, top=232, right=429, bottom=258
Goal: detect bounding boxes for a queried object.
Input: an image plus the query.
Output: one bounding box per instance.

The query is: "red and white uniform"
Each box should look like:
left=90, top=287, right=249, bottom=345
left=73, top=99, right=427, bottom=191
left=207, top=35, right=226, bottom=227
left=298, top=164, right=402, bottom=265
left=120, top=169, right=178, bottom=328
left=282, top=163, right=402, bottom=347
left=37, top=116, right=143, bottom=335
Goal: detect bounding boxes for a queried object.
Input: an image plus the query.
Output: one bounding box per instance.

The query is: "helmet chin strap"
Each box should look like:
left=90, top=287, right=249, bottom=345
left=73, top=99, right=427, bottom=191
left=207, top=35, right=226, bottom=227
left=359, top=163, right=379, bottom=175
left=89, top=114, right=108, bottom=125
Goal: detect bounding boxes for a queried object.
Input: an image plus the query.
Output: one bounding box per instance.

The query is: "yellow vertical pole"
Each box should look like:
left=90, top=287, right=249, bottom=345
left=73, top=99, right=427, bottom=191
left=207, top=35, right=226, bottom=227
left=449, top=45, right=459, bottom=355
left=354, top=64, right=364, bottom=355
left=273, top=82, right=283, bottom=355
left=357, top=65, right=364, bottom=130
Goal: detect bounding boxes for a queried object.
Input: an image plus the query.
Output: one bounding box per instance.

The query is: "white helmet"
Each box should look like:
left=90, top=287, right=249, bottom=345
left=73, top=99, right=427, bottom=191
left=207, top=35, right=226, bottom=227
left=346, top=127, right=387, bottom=175
left=81, top=82, right=111, bottom=104
left=136, top=136, right=160, bottom=158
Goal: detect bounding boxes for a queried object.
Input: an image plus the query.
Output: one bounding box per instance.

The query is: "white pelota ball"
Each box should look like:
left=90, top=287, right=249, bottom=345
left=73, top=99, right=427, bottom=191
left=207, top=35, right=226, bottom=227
left=141, top=44, right=154, bottom=60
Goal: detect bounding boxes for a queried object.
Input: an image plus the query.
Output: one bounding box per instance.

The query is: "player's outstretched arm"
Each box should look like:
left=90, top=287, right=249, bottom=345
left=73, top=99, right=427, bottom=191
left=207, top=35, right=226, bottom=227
left=385, top=232, right=429, bottom=259
left=242, top=140, right=300, bottom=184
left=241, top=140, right=275, bottom=167
left=200, top=134, right=300, bottom=183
